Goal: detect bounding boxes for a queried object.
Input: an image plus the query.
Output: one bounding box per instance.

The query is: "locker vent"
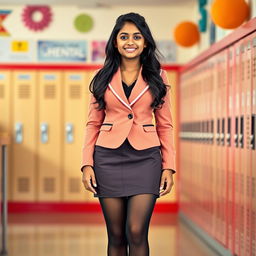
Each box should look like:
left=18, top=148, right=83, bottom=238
left=45, top=85, right=55, bottom=99
left=19, top=84, right=30, bottom=98
left=0, top=84, right=4, bottom=98
left=70, top=85, right=81, bottom=99
left=69, top=178, right=80, bottom=193
left=18, top=177, right=29, bottom=192
left=44, top=177, right=55, bottom=192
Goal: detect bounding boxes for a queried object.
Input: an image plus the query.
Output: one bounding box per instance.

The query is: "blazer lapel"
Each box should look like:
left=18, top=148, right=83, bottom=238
left=108, top=65, right=149, bottom=110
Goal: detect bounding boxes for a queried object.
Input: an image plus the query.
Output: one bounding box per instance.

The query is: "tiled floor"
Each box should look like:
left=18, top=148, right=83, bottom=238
left=6, top=212, right=219, bottom=256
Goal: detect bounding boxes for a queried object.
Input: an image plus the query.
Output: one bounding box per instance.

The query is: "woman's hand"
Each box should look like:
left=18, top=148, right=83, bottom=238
left=159, top=170, right=174, bottom=197
left=82, top=166, right=97, bottom=195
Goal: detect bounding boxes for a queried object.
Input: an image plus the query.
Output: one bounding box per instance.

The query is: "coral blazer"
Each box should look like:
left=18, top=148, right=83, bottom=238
left=81, top=65, right=176, bottom=173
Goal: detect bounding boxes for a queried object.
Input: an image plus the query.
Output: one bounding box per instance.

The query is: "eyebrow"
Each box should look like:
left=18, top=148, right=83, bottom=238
left=119, top=32, right=142, bottom=35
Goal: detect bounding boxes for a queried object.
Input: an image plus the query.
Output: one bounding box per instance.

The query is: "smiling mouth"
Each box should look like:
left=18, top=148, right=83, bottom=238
left=124, top=48, right=137, bottom=53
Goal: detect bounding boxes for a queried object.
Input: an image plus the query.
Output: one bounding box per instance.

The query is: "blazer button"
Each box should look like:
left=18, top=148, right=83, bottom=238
left=128, top=113, right=133, bottom=119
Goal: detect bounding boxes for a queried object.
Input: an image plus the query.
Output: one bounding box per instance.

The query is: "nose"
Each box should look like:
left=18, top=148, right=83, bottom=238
left=127, top=37, right=134, bottom=45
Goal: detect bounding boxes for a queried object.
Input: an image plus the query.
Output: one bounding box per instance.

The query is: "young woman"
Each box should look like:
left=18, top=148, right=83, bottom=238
left=81, top=12, right=176, bottom=256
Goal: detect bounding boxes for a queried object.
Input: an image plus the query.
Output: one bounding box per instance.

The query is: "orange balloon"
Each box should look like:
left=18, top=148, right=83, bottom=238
left=174, top=21, right=200, bottom=47
left=210, top=0, right=249, bottom=29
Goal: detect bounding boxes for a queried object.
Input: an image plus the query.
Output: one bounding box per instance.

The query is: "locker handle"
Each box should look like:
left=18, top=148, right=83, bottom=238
left=239, top=116, right=244, bottom=148
left=66, top=123, right=74, bottom=143
left=234, top=117, right=238, bottom=147
left=221, top=118, right=225, bottom=146
left=216, top=118, right=220, bottom=145
left=226, top=117, right=231, bottom=146
left=15, top=122, right=23, bottom=143
left=250, top=114, right=255, bottom=150
left=220, top=133, right=225, bottom=145
left=40, top=123, right=48, bottom=143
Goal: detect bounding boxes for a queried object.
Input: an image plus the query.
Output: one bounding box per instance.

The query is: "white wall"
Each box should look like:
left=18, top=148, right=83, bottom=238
left=0, top=4, right=197, bottom=64
left=0, top=0, right=255, bottom=64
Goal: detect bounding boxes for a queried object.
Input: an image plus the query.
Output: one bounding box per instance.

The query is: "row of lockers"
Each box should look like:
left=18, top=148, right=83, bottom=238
left=179, top=30, right=256, bottom=256
left=0, top=70, right=93, bottom=202
left=0, top=68, right=178, bottom=203
left=180, top=117, right=255, bottom=149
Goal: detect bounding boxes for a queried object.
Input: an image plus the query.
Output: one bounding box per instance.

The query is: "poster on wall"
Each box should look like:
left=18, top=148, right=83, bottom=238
left=0, top=10, right=12, bottom=36
left=91, top=40, right=107, bottom=63
left=0, top=38, right=35, bottom=62
left=38, top=40, right=88, bottom=62
left=156, top=40, right=176, bottom=63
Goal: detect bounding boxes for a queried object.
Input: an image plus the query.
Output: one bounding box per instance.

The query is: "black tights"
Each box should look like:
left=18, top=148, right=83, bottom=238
left=98, top=194, right=158, bottom=256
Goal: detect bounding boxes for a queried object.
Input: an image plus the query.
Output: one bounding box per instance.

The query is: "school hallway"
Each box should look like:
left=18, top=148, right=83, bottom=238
left=7, top=212, right=219, bottom=256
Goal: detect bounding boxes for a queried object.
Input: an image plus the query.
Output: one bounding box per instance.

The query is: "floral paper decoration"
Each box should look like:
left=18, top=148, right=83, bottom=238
left=22, top=5, right=52, bottom=32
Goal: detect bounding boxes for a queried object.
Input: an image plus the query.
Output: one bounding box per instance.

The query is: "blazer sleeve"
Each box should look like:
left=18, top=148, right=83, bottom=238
left=154, top=69, right=177, bottom=173
left=80, top=83, right=105, bottom=172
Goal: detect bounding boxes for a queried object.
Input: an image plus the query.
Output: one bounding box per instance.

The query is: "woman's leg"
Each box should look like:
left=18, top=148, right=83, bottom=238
left=126, top=194, right=158, bottom=256
left=98, top=197, right=128, bottom=256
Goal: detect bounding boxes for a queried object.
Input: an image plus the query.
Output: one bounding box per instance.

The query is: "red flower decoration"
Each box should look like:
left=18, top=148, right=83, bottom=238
left=22, top=5, right=52, bottom=31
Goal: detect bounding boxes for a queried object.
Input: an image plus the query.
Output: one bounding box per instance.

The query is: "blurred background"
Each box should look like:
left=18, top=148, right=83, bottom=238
left=0, top=0, right=255, bottom=255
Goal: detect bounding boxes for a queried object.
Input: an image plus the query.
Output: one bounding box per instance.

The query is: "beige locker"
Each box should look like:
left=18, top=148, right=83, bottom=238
left=37, top=71, right=63, bottom=201
left=79, top=70, right=100, bottom=203
left=0, top=71, right=12, bottom=199
left=158, top=70, right=178, bottom=203
left=12, top=70, right=38, bottom=201
left=251, top=32, right=256, bottom=256
left=62, top=70, right=91, bottom=201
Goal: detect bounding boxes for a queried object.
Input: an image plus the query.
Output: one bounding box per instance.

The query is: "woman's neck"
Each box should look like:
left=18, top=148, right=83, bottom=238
left=120, top=58, right=141, bottom=72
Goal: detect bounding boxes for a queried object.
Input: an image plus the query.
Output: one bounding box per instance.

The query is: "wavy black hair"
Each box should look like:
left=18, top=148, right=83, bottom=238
left=89, top=12, right=170, bottom=110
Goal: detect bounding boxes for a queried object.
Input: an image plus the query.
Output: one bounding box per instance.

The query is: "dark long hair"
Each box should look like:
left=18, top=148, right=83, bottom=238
left=90, top=12, right=170, bottom=110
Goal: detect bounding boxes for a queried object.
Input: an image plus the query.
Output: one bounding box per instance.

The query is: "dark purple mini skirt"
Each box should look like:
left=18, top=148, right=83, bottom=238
left=92, top=138, right=162, bottom=198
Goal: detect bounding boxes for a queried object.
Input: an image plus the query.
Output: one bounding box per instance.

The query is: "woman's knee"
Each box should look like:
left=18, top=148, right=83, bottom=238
left=126, top=224, right=146, bottom=245
left=108, top=227, right=127, bottom=246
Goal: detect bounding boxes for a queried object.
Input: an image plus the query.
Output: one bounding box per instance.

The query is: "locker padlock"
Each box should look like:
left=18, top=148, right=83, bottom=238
left=66, top=123, right=74, bottom=143
left=15, top=122, right=23, bottom=143
left=40, top=123, right=48, bottom=143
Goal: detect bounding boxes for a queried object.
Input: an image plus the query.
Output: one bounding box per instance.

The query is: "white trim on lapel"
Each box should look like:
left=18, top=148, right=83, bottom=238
left=130, top=85, right=149, bottom=106
left=108, top=69, right=163, bottom=110
left=108, top=83, right=132, bottom=110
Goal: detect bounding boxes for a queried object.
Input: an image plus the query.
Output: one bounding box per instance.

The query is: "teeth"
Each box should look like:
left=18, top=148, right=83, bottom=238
left=125, top=48, right=136, bottom=52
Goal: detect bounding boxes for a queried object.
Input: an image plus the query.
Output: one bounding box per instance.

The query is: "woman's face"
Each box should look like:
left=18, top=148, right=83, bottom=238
left=115, top=22, right=147, bottom=60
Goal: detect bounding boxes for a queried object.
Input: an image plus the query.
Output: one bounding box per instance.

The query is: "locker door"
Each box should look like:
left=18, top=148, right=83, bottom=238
left=210, top=53, right=219, bottom=240
left=38, top=71, right=63, bottom=201
left=160, top=70, right=178, bottom=203
left=214, top=50, right=226, bottom=244
left=233, top=40, right=242, bottom=256
left=227, top=45, right=235, bottom=254
left=12, top=70, right=38, bottom=201
left=219, top=49, right=228, bottom=247
left=239, top=40, right=247, bottom=256
left=226, top=46, right=236, bottom=254
left=0, top=70, right=12, bottom=199
left=251, top=32, right=256, bottom=256
left=208, top=57, right=215, bottom=238
left=243, top=35, right=253, bottom=256
left=62, top=70, right=91, bottom=201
